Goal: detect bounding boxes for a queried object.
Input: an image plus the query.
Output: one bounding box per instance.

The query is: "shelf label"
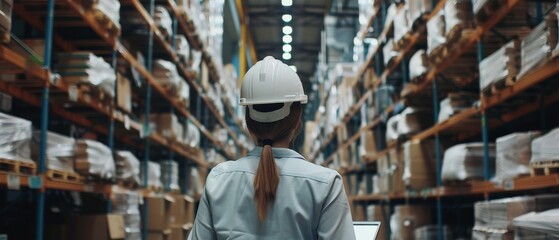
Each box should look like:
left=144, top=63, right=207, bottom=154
left=84, top=185, right=94, bottom=192
left=29, top=176, right=42, bottom=189
left=68, top=85, right=78, bottom=102
left=7, top=174, right=20, bottom=190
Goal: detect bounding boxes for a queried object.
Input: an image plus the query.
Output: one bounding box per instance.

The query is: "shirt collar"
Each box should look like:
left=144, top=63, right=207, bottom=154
left=247, top=147, right=306, bottom=160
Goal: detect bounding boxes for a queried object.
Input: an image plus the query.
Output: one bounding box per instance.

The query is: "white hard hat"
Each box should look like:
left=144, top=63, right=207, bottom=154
left=239, top=56, right=308, bottom=123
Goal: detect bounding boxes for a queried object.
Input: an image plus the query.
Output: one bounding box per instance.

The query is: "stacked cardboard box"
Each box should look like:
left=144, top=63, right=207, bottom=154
left=386, top=107, right=432, bottom=145
left=169, top=194, right=195, bottom=240
left=437, top=92, right=478, bottom=123
left=427, top=10, right=445, bottom=56
left=31, top=131, right=75, bottom=173
left=144, top=195, right=174, bottom=240
left=495, top=131, right=540, bottom=181
left=68, top=214, right=125, bottom=240
left=148, top=113, right=183, bottom=141
left=391, top=205, right=432, bottom=240
left=479, top=41, right=520, bottom=92
left=116, top=74, right=132, bottom=113
left=441, top=143, right=496, bottom=182
left=153, top=60, right=182, bottom=94
left=444, top=0, right=475, bottom=40
left=0, top=113, right=32, bottom=163
left=74, top=139, right=115, bottom=180
left=359, top=130, right=377, bottom=161
left=403, top=140, right=443, bottom=190
left=56, top=52, right=116, bottom=97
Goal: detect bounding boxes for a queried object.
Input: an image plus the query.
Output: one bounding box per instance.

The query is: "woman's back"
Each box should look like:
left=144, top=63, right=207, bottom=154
left=188, top=147, right=355, bottom=240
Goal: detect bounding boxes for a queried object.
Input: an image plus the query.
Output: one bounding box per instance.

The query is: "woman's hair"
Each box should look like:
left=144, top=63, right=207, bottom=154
left=245, top=102, right=302, bottom=221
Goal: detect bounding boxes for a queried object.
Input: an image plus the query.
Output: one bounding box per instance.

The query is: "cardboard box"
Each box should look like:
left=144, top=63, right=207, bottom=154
left=169, top=194, right=196, bottom=227
left=403, top=140, right=438, bottom=190
left=169, top=226, right=191, bottom=240
left=391, top=205, right=432, bottom=240
left=156, top=114, right=183, bottom=140
left=117, top=74, right=132, bottom=113
left=68, top=214, right=125, bottom=240
left=143, top=195, right=175, bottom=231
left=148, top=230, right=171, bottom=240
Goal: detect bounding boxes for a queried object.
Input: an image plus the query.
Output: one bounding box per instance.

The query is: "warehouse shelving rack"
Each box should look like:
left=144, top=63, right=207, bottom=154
left=0, top=0, right=248, bottom=239
left=312, top=0, right=559, bottom=239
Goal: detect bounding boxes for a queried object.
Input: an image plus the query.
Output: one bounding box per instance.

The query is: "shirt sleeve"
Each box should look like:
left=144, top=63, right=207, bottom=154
left=317, top=173, right=356, bottom=240
left=187, top=187, right=217, bottom=240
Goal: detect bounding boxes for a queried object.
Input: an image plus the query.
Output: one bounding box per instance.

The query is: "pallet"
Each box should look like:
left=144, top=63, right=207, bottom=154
left=530, top=161, right=559, bottom=176
left=46, top=169, right=84, bottom=183
left=0, top=158, right=37, bottom=175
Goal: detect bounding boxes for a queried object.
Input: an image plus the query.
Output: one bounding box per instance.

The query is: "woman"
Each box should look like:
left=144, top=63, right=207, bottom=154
left=188, top=56, right=356, bottom=240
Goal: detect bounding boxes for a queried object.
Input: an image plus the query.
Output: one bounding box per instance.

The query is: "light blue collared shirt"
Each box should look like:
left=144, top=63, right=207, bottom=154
left=188, top=147, right=356, bottom=240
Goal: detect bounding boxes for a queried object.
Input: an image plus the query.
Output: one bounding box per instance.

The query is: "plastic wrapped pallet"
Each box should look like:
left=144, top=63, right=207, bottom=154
left=114, top=151, right=140, bottom=185
left=31, top=131, right=74, bottom=172
left=438, top=92, right=478, bottom=123
left=56, top=52, right=116, bottom=97
left=394, top=6, right=409, bottom=45
left=83, top=0, right=120, bottom=30
left=0, top=0, right=13, bottom=43
left=74, top=139, right=115, bottom=179
left=390, top=205, right=432, bottom=240
left=154, top=6, right=172, bottom=38
left=153, top=59, right=181, bottom=92
left=174, top=35, right=190, bottom=65
left=408, top=0, right=433, bottom=28
left=444, top=0, right=474, bottom=39
left=414, top=225, right=452, bottom=240
left=367, top=204, right=389, bottom=240
left=530, top=128, right=559, bottom=163
left=409, top=50, right=429, bottom=83
left=386, top=107, right=432, bottom=144
left=513, top=209, right=559, bottom=239
left=519, top=13, right=559, bottom=78
left=142, top=161, right=163, bottom=189
left=403, top=140, right=443, bottom=190
left=427, top=10, right=445, bottom=55
left=112, top=189, right=141, bottom=240
left=441, top=143, right=496, bottom=182
left=475, top=196, right=536, bottom=230
left=183, top=122, right=200, bottom=148
left=0, top=112, right=32, bottom=163
left=479, top=41, right=520, bottom=92
left=494, top=131, right=540, bottom=181
left=160, top=160, right=179, bottom=191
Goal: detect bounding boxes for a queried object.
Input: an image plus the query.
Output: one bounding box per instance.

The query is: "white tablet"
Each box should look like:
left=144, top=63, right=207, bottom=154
left=353, top=221, right=381, bottom=240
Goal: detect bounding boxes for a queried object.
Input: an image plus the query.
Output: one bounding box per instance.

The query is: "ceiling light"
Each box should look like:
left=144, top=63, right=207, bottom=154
left=281, top=0, right=292, bottom=7
left=282, top=26, right=293, bottom=35
left=283, top=44, right=292, bottom=52
left=282, top=52, right=292, bottom=60
left=289, top=65, right=297, bottom=72
left=282, top=35, right=292, bottom=44
left=282, top=14, right=292, bottom=23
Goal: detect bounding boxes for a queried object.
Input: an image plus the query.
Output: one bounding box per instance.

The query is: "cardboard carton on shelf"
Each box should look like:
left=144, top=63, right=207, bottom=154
left=147, top=230, right=171, bottom=240
left=169, top=194, right=195, bottom=227
left=67, top=214, right=125, bottom=240
left=156, top=113, right=183, bottom=141
left=390, top=205, right=432, bottom=240
left=116, top=73, right=132, bottom=113
left=169, top=226, right=191, bottom=240
left=403, top=140, right=442, bottom=190
left=143, top=195, right=175, bottom=231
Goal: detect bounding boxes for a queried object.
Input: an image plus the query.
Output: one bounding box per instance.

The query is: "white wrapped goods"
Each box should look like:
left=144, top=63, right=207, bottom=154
left=31, top=131, right=74, bottom=172
left=390, top=205, right=432, bottom=240
left=437, top=92, right=478, bottom=123
left=530, top=128, right=559, bottom=163
left=160, top=160, right=179, bottom=191
left=153, top=59, right=181, bottom=91
left=0, top=112, right=32, bottom=163
left=154, top=6, right=172, bottom=37
left=114, top=151, right=140, bottom=185
left=427, top=10, right=445, bottom=55
left=479, top=41, right=520, bottom=91
left=74, top=139, right=115, bottom=179
left=495, top=131, right=540, bottom=181
left=409, top=50, right=429, bottom=82
left=174, top=35, right=190, bottom=65
left=475, top=196, right=536, bottom=231
left=413, top=225, right=452, bottom=240
left=394, top=6, right=409, bottom=45
left=83, top=0, right=120, bottom=30
left=408, top=0, right=433, bottom=28
left=142, top=161, right=162, bottom=189
left=513, top=209, right=559, bottom=239
left=178, top=80, right=190, bottom=108
left=444, top=0, right=474, bottom=39
left=441, top=143, right=496, bottom=182
left=182, top=122, right=200, bottom=148
left=386, top=107, right=432, bottom=144
left=383, top=39, right=398, bottom=66
left=56, top=52, right=116, bottom=97
left=519, top=13, right=559, bottom=78
left=112, top=189, right=141, bottom=240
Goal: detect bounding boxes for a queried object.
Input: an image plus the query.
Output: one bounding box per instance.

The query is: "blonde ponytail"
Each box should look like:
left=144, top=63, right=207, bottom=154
left=254, top=144, right=279, bottom=221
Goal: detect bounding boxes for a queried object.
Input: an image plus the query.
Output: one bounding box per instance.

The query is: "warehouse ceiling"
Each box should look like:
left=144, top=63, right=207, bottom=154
left=243, top=0, right=359, bottom=92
